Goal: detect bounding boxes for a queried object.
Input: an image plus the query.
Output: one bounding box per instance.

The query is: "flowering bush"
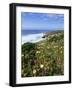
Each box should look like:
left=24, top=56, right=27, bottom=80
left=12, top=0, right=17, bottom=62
left=21, top=31, right=64, bottom=77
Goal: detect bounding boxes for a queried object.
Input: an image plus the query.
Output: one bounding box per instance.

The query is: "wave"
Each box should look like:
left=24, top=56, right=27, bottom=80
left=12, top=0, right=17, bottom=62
left=22, top=33, right=44, bottom=44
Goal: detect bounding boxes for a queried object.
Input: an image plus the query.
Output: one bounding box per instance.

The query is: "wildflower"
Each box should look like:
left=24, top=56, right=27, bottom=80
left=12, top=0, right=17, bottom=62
left=60, top=51, right=62, bottom=53
left=36, top=51, right=40, bottom=54
left=40, top=64, right=44, bottom=69
left=60, top=46, right=62, bottom=49
left=33, top=69, right=36, bottom=74
left=47, top=46, right=50, bottom=49
left=61, top=46, right=63, bottom=48
left=54, top=46, right=58, bottom=48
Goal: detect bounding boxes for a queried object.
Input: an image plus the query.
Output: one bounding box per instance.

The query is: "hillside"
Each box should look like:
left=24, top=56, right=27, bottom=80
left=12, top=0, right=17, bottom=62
left=21, top=30, right=64, bottom=77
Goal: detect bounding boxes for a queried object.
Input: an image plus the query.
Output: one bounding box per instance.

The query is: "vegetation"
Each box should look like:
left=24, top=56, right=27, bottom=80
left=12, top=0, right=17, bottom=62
left=21, top=30, right=64, bottom=77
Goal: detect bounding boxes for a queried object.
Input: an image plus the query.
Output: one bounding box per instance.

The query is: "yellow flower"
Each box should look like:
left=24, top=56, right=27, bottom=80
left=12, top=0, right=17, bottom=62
left=60, top=46, right=62, bottom=49
left=54, top=46, right=58, bottom=48
left=33, top=69, right=36, bottom=74
left=40, top=64, right=44, bottom=69
left=47, top=46, right=50, bottom=49
left=36, top=51, right=40, bottom=54
left=61, top=46, right=62, bottom=48
left=60, top=51, right=62, bottom=53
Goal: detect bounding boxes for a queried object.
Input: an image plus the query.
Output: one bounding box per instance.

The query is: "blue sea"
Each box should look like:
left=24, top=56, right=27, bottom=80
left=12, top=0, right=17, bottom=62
left=21, top=29, right=58, bottom=36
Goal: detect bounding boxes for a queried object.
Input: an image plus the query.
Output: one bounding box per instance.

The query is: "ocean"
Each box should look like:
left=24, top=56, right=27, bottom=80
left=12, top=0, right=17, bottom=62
left=21, top=29, right=57, bottom=36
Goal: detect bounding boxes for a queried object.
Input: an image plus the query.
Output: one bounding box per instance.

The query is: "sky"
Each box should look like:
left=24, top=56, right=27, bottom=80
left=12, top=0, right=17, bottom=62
left=21, top=12, right=64, bottom=44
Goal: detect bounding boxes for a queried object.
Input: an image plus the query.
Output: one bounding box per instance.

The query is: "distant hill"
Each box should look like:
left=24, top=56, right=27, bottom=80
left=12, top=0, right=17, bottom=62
left=42, top=30, right=64, bottom=38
